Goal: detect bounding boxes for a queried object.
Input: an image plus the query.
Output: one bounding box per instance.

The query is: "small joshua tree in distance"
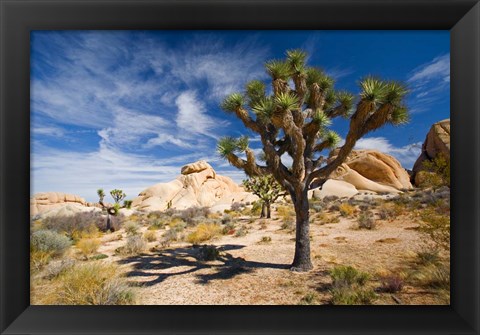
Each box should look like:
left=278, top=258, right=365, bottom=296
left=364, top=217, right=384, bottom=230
left=243, top=175, right=286, bottom=219
left=217, top=49, right=409, bottom=271
left=97, top=188, right=132, bottom=232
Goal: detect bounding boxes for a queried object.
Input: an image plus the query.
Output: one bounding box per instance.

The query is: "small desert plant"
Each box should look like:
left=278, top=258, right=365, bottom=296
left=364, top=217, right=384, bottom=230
left=411, top=263, right=450, bottom=290
left=120, top=235, right=147, bottom=255
left=179, top=206, right=210, bottom=225
left=250, top=201, right=263, bottom=216
left=415, top=250, right=441, bottom=266
left=222, top=221, right=236, bottom=235
left=357, top=211, right=376, bottom=230
left=199, top=245, right=220, bottom=261
left=124, top=222, right=140, bottom=236
left=168, top=218, right=187, bottom=233
left=43, top=258, right=76, bottom=280
left=299, top=292, right=318, bottom=305
left=379, top=274, right=404, bottom=293
left=259, top=236, right=272, bottom=243
left=31, top=229, right=72, bottom=257
left=160, top=229, right=178, bottom=247
left=281, top=218, right=295, bottom=231
left=277, top=205, right=295, bottom=221
left=419, top=153, right=450, bottom=188
left=330, top=265, right=370, bottom=287
left=76, top=238, right=101, bottom=260
left=378, top=204, right=395, bottom=220
left=235, top=225, right=249, bottom=237
left=331, top=287, right=376, bottom=305
left=186, top=223, right=222, bottom=244
left=42, top=212, right=102, bottom=239
left=143, top=230, right=157, bottom=242
left=221, top=214, right=232, bottom=225
left=90, top=254, right=108, bottom=260
left=329, top=265, right=375, bottom=305
left=339, top=203, right=355, bottom=217
left=230, top=202, right=244, bottom=212
left=419, top=208, right=450, bottom=251
left=53, top=262, right=136, bottom=305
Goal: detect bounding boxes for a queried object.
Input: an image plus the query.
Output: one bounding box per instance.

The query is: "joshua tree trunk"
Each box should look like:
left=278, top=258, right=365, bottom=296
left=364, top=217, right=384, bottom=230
left=106, top=213, right=112, bottom=232
left=260, top=203, right=267, bottom=218
left=291, top=189, right=313, bottom=271
left=266, top=203, right=271, bottom=219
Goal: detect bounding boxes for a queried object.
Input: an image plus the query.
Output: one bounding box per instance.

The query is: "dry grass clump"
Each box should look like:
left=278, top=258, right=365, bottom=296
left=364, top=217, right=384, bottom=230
left=76, top=238, right=101, bottom=260
left=259, top=236, right=272, bottom=244
left=378, top=273, right=404, bottom=293
left=329, top=265, right=376, bottom=305
left=43, top=258, right=76, bottom=280
left=124, top=222, right=140, bottom=236
left=276, top=205, right=295, bottom=221
left=143, top=230, right=157, bottom=242
left=298, top=292, right=319, bottom=305
left=48, top=262, right=137, bottom=305
left=119, top=235, right=147, bottom=255
left=338, top=203, right=355, bottom=217
left=357, top=211, right=376, bottom=230
left=178, top=206, right=211, bottom=226
left=186, top=223, right=222, bottom=244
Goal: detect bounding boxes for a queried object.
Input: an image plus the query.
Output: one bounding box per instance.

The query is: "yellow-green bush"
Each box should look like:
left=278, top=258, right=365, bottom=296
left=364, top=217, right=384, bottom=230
left=338, top=203, right=355, bottom=217
left=51, top=262, right=136, bottom=305
left=76, top=238, right=101, bottom=259
left=143, top=230, right=157, bottom=242
left=186, top=223, right=221, bottom=244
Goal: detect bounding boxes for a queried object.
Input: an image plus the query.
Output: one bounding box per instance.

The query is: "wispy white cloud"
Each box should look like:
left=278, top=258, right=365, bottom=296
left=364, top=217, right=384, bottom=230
left=407, top=54, right=450, bottom=113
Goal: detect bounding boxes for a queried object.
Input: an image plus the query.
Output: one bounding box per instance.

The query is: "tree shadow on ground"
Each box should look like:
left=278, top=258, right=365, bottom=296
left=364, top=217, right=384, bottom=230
left=117, top=244, right=289, bottom=287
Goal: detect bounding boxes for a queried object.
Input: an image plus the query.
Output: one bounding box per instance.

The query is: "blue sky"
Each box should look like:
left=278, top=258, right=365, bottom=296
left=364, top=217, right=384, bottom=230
left=31, top=30, right=450, bottom=202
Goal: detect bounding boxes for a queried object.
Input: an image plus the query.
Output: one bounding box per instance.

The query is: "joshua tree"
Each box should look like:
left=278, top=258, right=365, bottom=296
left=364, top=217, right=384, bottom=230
left=217, top=49, right=409, bottom=271
left=97, top=188, right=132, bottom=232
left=243, top=175, right=286, bottom=219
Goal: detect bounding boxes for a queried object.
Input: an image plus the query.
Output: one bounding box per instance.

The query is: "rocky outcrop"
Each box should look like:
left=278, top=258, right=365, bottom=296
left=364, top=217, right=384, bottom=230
left=132, top=160, right=257, bottom=212
left=30, top=192, right=92, bottom=217
left=412, top=119, right=450, bottom=184
left=326, top=149, right=412, bottom=192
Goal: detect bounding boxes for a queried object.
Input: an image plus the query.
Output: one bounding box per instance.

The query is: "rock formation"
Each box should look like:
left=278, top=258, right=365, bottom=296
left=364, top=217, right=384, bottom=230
left=30, top=192, right=96, bottom=217
left=324, top=148, right=412, bottom=193
left=132, top=160, right=257, bottom=212
left=412, top=119, right=450, bottom=185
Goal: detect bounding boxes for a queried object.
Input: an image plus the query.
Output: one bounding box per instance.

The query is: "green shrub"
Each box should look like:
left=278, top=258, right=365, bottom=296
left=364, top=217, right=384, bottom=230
left=31, top=230, right=71, bottom=257
left=199, top=245, right=220, bottom=261
left=299, top=292, right=318, bottom=305
left=331, top=287, right=376, bottom=305
left=143, top=230, right=157, bottom=242
left=43, top=258, right=76, bottom=280
left=379, top=274, right=404, bottom=293
left=330, top=265, right=370, bottom=287
left=339, top=203, right=355, bottom=217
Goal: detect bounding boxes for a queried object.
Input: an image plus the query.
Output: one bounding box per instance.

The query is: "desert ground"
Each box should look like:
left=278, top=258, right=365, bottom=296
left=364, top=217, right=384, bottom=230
left=30, top=187, right=450, bottom=306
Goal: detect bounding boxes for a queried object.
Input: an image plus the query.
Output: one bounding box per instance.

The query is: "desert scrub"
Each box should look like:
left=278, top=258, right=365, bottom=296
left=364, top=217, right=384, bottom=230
left=123, top=222, right=140, bottom=236
left=377, top=203, right=396, bottom=220
left=338, top=203, right=355, bottom=217
left=235, top=225, right=249, bottom=237
left=281, top=217, right=295, bottom=231
left=419, top=208, right=450, bottom=251
left=410, top=263, right=450, bottom=290
left=299, top=292, right=319, bottom=305
left=119, top=235, right=147, bottom=255
left=199, top=245, right=220, bottom=261
left=379, top=274, right=404, bottom=293
left=179, top=206, right=210, bottom=226
left=31, top=229, right=72, bottom=257
left=222, top=221, right=236, bottom=235
left=76, top=238, right=101, bottom=260
left=51, top=262, right=137, bottom=305
left=43, top=258, right=76, bottom=280
left=143, top=230, right=157, bottom=242
left=276, top=205, right=295, bottom=221
left=259, top=236, right=272, bottom=244
left=160, top=229, right=179, bottom=248
left=330, top=265, right=370, bottom=287
left=186, top=223, right=221, bottom=244
left=168, top=218, right=187, bottom=233
left=357, top=211, right=376, bottom=230
left=329, top=265, right=375, bottom=305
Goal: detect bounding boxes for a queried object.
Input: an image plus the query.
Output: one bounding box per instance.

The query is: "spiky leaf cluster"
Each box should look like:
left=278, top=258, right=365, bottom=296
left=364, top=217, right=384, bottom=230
left=243, top=175, right=285, bottom=204
left=217, top=136, right=249, bottom=158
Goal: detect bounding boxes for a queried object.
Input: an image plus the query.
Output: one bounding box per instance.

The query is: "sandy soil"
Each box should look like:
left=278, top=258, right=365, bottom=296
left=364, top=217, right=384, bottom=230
left=90, top=207, right=444, bottom=305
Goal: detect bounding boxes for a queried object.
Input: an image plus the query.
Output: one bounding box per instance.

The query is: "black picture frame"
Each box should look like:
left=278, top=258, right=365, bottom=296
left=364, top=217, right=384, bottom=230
left=1, top=0, right=479, bottom=334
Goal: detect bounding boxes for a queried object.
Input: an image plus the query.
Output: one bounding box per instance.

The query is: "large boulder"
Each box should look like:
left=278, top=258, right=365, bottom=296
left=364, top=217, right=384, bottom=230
left=327, top=149, right=412, bottom=192
left=412, top=119, right=450, bottom=184
left=30, top=192, right=91, bottom=217
left=132, top=160, right=257, bottom=212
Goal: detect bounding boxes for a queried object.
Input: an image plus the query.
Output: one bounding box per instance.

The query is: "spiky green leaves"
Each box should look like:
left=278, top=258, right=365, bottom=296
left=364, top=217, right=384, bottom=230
left=274, top=92, right=299, bottom=112
left=306, top=67, right=334, bottom=90
left=246, top=80, right=266, bottom=107
left=221, top=93, right=245, bottom=113
left=265, top=60, right=291, bottom=80
left=390, top=106, right=409, bottom=125
left=336, top=91, right=355, bottom=115
left=252, top=98, right=275, bottom=121
left=217, top=136, right=249, bottom=158
left=286, top=49, right=307, bottom=72
left=360, top=77, right=407, bottom=106
left=97, top=189, right=105, bottom=201
left=110, top=189, right=126, bottom=204
left=312, top=110, right=332, bottom=128
left=323, top=131, right=341, bottom=148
